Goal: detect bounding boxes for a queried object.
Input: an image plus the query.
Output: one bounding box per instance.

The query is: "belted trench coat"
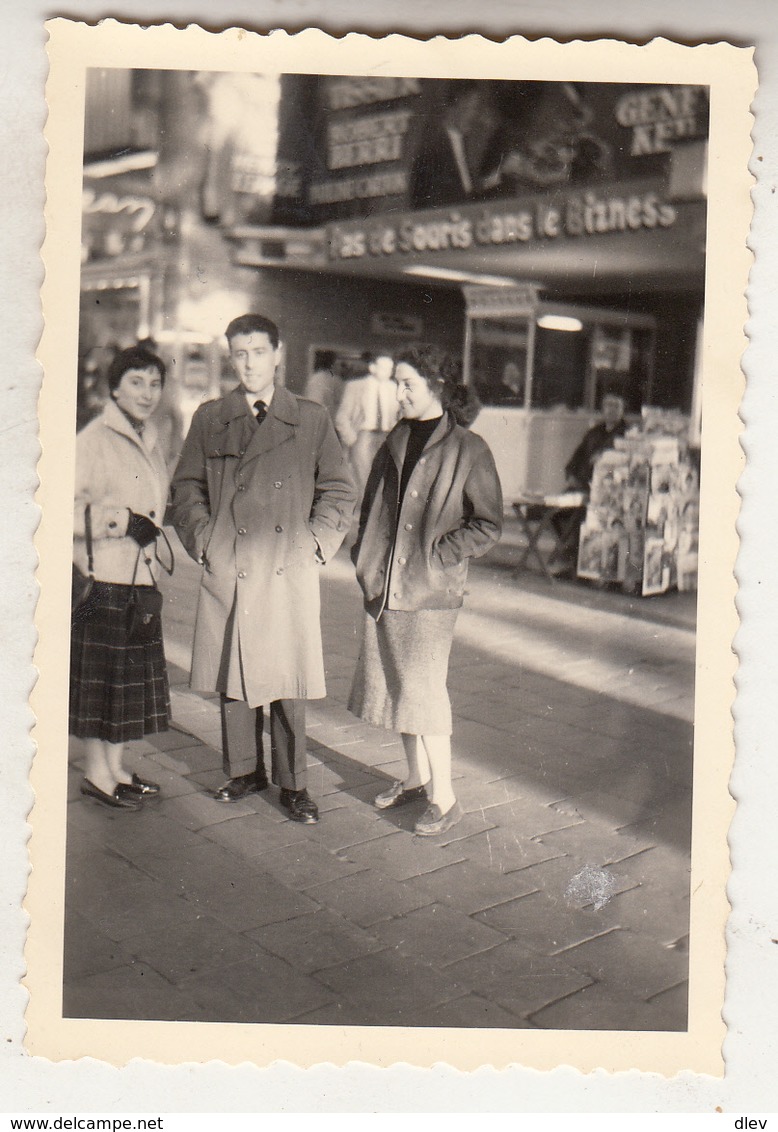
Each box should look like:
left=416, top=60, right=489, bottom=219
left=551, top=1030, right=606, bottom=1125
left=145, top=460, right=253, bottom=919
left=171, top=385, right=355, bottom=707
left=352, top=413, right=503, bottom=619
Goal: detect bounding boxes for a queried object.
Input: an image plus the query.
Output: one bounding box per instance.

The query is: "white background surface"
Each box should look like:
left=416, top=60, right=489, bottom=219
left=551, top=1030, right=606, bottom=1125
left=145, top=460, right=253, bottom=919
left=2, top=0, right=776, bottom=1113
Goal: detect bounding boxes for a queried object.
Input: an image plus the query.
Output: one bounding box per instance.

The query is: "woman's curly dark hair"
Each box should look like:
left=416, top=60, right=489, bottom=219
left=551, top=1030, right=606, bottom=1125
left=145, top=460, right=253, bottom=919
left=395, top=344, right=481, bottom=429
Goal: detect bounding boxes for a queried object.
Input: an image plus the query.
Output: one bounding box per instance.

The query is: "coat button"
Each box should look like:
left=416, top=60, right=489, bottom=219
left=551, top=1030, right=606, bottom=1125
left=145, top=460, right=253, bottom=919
left=393, top=591, right=400, bottom=599
left=397, top=556, right=406, bottom=565
left=274, top=481, right=282, bottom=489
left=276, top=567, right=284, bottom=575
left=404, top=522, right=413, bottom=531
left=410, top=490, right=419, bottom=498
left=419, top=457, right=426, bottom=465
left=275, top=525, right=283, bottom=533
left=149, top=510, right=156, bottom=518
left=239, top=449, right=245, bottom=456
left=238, top=571, right=246, bottom=579
left=238, top=527, right=246, bottom=535
left=237, top=484, right=246, bottom=492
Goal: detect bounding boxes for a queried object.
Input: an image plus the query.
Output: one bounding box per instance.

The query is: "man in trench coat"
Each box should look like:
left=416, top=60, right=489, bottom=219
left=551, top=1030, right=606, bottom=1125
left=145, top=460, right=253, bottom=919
left=170, top=313, right=356, bottom=823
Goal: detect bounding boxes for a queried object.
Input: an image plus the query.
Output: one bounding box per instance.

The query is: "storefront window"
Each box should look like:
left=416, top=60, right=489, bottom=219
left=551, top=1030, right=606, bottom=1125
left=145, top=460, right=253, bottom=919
left=590, top=324, right=654, bottom=413
left=470, top=316, right=529, bottom=407
left=532, top=324, right=589, bottom=409
left=464, top=289, right=656, bottom=414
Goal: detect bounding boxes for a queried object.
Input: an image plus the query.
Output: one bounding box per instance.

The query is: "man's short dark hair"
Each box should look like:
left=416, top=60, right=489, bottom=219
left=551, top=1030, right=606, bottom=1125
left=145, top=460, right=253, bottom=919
left=225, top=314, right=280, bottom=349
left=107, top=345, right=166, bottom=393
left=315, top=350, right=337, bottom=370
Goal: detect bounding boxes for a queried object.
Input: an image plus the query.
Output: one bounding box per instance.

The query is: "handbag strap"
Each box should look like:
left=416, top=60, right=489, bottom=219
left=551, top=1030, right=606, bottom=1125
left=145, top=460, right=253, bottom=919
left=154, top=525, right=175, bottom=577
left=130, top=545, right=158, bottom=591
left=84, top=504, right=94, bottom=579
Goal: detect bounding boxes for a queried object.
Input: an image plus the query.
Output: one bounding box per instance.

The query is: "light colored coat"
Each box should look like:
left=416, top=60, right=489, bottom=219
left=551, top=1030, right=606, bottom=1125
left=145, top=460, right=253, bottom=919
left=171, top=385, right=355, bottom=707
left=352, top=413, right=503, bottom=619
left=335, top=375, right=400, bottom=448
left=73, top=399, right=169, bottom=584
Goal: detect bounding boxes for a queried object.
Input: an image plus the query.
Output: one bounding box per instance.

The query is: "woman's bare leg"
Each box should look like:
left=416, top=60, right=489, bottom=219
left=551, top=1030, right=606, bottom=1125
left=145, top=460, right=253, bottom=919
left=421, top=734, right=456, bottom=814
left=105, top=741, right=132, bottom=785
left=83, top=738, right=117, bottom=794
left=400, top=733, right=431, bottom=789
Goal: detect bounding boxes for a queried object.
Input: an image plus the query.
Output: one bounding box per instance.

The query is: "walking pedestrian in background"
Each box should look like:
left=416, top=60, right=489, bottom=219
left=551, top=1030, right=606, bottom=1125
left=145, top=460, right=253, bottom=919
left=70, top=346, right=172, bottom=811
left=335, top=352, right=399, bottom=497
left=304, top=349, right=344, bottom=418
left=171, top=314, right=356, bottom=824
left=348, top=344, right=503, bottom=836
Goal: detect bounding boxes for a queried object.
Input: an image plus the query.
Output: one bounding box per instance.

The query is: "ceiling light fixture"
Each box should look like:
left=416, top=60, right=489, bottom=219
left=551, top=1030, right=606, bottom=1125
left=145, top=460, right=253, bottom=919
left=536, top=314, right=584, bottom=332
left=403, top=265, right=518, bottom=287
left=83, top=150, right=159, bottom=178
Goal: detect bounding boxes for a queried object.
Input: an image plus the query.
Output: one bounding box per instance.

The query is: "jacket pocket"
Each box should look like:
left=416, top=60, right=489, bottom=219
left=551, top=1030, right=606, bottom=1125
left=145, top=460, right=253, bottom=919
left=282, top=523, right=319, bottom=572
left=200, top=518, right=217, bottom=568
left=431, top=534, right=463, bottom=571
left=430, top=538, right=467, bottom=596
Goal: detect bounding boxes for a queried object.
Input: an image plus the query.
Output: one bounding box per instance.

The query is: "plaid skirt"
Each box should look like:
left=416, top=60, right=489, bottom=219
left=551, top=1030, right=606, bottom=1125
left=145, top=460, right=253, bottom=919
left=348, top=608, right=459, bottom=735
left=69, top=581, right=170, bottom=743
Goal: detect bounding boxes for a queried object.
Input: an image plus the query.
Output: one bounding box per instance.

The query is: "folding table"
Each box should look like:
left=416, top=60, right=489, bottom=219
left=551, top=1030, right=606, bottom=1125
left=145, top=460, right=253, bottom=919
left=512, top=492, right=586, bottom=580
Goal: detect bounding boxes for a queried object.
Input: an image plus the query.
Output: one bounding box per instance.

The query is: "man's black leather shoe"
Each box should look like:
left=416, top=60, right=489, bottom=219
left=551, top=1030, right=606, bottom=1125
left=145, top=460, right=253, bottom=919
left=279, top=788, right=319, bottom=824
left=213, top=772, right=269, bottom=803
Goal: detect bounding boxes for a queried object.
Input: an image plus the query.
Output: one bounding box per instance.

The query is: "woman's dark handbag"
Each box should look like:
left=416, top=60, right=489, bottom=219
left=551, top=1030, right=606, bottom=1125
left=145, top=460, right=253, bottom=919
left=126, top=579, right=164, bottom=644
left=72, top=505, right=98, bottom=626
left=126, top=527, right=174, bottom=645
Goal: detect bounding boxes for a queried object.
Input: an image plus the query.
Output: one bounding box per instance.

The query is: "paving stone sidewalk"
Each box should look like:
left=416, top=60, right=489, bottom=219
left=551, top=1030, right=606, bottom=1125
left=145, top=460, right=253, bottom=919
left=64, top=530, right=694, bottom=1031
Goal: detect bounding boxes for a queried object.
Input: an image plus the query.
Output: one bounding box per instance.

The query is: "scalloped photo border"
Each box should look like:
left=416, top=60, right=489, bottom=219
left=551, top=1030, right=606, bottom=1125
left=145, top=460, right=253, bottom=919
left=27, top=19, right=754, bottom=1074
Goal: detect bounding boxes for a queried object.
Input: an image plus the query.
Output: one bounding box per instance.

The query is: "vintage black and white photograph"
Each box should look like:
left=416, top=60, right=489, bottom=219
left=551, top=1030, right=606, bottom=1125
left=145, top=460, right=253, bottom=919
left=27, top=22, right=750, bottom=1073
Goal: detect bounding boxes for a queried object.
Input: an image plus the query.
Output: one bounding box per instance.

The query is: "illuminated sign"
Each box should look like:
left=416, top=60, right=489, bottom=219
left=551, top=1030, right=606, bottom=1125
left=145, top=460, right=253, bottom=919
left=81, top=187, right=157, bottom=262
left=327, top=109, right=415, bottom=170
left=614, top=86, right=708, bottom=156
left=324, top=77, right=422, bottom=111
left=310, top=170, right=409, bottom=206
left=304, top=76, right=424, bottom=215
left=328, top=183, right=678, bottom=262
left=274, top=78, right=709, bottom=227
left=82, top=188, right=155, bottom=232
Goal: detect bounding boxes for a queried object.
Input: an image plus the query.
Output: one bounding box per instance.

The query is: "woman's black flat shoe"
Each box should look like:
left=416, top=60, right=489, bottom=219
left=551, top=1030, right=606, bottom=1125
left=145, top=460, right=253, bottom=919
left=80, top=778, right=143, bottom=811
left=117, top=773, right=161, bottom=797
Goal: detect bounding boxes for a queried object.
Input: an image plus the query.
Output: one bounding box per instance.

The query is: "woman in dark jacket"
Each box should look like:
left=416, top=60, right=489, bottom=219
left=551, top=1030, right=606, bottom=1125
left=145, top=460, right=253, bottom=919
left=348, top=345, right=503, bottom=836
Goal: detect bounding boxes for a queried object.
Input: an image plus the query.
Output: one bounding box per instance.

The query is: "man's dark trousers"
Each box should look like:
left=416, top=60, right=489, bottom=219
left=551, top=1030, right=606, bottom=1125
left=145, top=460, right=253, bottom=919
left=220, top=695, right=307, bottom=791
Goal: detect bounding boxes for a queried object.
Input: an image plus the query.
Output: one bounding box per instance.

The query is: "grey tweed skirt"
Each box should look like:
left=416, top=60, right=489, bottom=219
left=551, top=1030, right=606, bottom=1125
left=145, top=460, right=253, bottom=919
left=348, top=607, right=459, bottom=735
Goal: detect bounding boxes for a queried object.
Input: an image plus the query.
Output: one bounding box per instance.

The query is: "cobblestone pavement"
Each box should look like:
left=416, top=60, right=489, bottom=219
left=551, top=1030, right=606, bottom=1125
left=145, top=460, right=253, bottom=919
left=64, top=520, right=695, bottom=1030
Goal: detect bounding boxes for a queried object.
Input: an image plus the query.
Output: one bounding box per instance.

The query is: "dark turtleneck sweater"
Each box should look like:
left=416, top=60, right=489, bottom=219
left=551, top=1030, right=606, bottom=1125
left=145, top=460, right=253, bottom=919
left=398, top=415, right=443, bottom=506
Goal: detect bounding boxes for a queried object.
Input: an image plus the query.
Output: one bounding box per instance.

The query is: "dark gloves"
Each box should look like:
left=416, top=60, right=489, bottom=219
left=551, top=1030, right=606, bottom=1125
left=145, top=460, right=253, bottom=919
left=126, top=511, right=159, bottom=548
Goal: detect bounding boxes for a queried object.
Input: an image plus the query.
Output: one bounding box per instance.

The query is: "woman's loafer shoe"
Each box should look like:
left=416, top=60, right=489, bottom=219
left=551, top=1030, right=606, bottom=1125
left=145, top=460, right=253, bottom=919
left=213, top=773, right=268, bottom=803
left=117, top=773, right=161, bottom=797
left=374, top=780, right=428, bottom=810
left=414, top=800, right=463, bottom=837
left=81, top=778, right=143, bottom=811
left=279, top=788, right=319, bottom=824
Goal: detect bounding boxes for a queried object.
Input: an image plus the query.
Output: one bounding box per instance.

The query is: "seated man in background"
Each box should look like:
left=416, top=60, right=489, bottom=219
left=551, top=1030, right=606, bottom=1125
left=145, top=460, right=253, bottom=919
left=549, top=392, right=628, bottom=574
left=565, top=391, right=628, bottom=492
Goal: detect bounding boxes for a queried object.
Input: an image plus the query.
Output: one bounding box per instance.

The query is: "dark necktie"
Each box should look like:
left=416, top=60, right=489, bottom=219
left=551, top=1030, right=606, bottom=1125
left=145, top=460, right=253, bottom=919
left=254, top=399, right=268, bottom=425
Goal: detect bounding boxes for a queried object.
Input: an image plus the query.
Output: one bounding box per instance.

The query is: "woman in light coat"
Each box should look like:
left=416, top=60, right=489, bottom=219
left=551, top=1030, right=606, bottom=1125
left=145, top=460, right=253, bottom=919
left=70, top=346, right=172, bottom=811
left=348, top=344, right=503, bottom=836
